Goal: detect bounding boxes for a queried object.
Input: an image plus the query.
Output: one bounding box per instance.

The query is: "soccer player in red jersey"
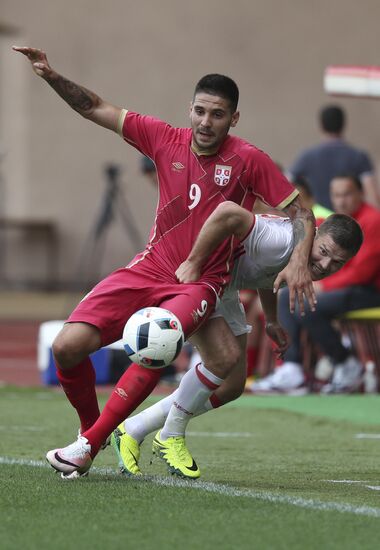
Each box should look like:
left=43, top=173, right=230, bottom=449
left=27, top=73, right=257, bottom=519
left=111, top=208, right=362, bottom=478
left=14, top=46, right=316, bottom=478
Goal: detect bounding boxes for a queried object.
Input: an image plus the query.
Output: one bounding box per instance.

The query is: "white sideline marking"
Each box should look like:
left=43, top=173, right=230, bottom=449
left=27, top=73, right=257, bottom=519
left=1, top=456, right=380, bottom=518
left=355, top=433, right=380, bottom=439
left=324, top=480, right=370, bottom=484
left=324, top=480, right=380, bottom=492
left=187, top=431, right=252, bottom=438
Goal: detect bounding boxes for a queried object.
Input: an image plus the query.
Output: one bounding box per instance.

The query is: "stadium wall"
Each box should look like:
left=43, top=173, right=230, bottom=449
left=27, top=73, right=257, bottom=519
left=1, top=0, right=380, bottom=287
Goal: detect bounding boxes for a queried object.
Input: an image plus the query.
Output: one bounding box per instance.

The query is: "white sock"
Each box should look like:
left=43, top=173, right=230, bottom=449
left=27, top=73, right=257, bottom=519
left=123, top=367, right=219, bottom=442
left=160, top=363, right=223, bottom=440
left=124, top=389, right=179, bottom=443
left=195, top=399, right=213, bottom=416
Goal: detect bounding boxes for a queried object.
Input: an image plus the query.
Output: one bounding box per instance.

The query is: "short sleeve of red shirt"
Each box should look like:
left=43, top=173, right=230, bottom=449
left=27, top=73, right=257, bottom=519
left=247, top=146, right=298, bottom=209
left=117, top=109, right=178, bottom=160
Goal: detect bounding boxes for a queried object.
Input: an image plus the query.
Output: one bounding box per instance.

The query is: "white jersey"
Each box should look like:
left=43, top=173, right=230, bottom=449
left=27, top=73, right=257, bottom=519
left=231, top=214, right=294, bottom=290
left=212, top=214, right=294, bottom=335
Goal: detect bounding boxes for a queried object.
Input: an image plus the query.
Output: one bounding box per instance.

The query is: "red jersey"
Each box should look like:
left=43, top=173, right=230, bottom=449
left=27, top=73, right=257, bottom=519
left=321, top=202, right=380, bottom=291
left=119, top=110, right=298, bottom=295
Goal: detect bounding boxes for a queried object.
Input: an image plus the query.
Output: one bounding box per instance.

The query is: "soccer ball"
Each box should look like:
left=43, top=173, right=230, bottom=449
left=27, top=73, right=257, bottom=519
left=122, top=307, right=184, bottom=368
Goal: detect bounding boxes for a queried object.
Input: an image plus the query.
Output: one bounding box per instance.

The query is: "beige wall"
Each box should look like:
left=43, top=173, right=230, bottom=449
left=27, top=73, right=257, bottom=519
left=1, top=0, right=380, bottom=287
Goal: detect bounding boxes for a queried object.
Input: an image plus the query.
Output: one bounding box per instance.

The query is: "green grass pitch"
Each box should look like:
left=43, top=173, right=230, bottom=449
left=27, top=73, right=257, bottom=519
left=1, top=387, right=380, bottom=549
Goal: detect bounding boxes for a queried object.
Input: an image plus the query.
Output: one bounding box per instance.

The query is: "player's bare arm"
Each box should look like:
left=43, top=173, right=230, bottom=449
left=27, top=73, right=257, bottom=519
left=258, top=288, right=289, bottom=357
left=175, top=201, right=252, bottom=283
left=274, top=196, right=316, bottom=315
left=13, top=46, right=121, bottom=132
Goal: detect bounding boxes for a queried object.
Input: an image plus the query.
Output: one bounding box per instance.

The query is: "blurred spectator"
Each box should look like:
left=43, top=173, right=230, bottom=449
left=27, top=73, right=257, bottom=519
left=257, top=174, right=380, bottom=394
left=288, top=105, right=379, bottom=209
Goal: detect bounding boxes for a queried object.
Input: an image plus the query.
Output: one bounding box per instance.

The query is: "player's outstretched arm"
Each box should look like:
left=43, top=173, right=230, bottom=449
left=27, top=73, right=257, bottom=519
left=175, top=202, right=253, bottom=283
left=258, top=288, right=289, bottom=357
left=274, top=196, right=316, bottom=315
left=13, top=46, right=121, bottom=132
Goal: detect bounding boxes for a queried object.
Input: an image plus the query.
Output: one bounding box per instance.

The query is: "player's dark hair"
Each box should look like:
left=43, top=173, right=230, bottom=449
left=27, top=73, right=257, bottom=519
left=194, top=74, right=239, bottom=112
left=318, top=213, right=363, bottom=257
left=332, top=174, right=363, bottom=192
left=319, top=105, right=345, bottom=134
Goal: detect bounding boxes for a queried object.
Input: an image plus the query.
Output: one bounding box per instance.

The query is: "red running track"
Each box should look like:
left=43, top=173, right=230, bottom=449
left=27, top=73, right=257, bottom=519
left=0, top=321, right=41, bottom=386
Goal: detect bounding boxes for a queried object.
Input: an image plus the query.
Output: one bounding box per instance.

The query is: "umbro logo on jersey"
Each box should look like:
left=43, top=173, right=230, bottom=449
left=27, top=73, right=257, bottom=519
left=172, top=161, right=185, bottom=171
left=214, top=164, right=232, bottom=186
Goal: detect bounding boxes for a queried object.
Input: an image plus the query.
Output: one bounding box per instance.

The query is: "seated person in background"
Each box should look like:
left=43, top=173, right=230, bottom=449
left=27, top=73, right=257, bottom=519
left=288, top=105, right=379, bottom=209
left=292, top=174, right=333, bottom=225
left=112, top=205, right=362, bottom=477
left=264, top=174, right=380, bottom=394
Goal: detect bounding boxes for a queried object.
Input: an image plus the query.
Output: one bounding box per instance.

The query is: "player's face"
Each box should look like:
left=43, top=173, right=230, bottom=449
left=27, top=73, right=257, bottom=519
left=189, top=93, right=239, bottom=154
left=309, top=232, right=350, bottom=280
left=330, top=177, right=363, bottom=216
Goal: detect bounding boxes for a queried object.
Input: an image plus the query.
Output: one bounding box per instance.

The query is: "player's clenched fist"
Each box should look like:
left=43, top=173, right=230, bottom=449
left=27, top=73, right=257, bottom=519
left=175, top=260, right=201, bottom=283
left=12, top=46, right=52, bottom=78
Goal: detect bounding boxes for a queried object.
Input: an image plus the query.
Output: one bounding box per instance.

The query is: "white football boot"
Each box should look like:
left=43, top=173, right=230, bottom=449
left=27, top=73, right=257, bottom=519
left=46, top=435, right=92, bottom=478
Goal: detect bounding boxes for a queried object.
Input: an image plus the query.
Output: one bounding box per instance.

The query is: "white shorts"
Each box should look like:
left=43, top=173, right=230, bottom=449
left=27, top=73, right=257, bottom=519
left=210, top=288, right=251, bottom=336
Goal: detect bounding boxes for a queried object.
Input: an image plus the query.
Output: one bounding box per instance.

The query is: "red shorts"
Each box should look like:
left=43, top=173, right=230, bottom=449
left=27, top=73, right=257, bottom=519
left=68, top=265, right=218, bottom=346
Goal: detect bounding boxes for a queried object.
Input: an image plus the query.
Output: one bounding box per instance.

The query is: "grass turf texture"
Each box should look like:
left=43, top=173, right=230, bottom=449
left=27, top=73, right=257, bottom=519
left=1, top=388, right=380, bottom=549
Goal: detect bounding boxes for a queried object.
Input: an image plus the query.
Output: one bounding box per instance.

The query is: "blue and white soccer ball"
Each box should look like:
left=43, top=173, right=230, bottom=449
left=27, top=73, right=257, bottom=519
left=122, top=307, right=184, bottom=368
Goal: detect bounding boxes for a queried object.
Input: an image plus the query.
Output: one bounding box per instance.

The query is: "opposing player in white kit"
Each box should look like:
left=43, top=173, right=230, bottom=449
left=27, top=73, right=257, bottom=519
left=112, top=202, right=363, bottom=478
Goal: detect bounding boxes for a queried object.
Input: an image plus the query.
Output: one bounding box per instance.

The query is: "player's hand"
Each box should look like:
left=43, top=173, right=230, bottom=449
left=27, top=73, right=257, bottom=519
left=12, top=46, right=53, bottom=79
left=175, top=260, right=201, bottom=283
left=273, top=263, right=316, bottom=316
left=265, top=321, right=290, bottom=358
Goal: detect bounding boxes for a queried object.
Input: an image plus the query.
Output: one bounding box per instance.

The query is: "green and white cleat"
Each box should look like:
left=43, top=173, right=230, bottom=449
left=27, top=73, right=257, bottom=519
left=111, top=423, right=142, bottom=476
left=152, top=430, right=200, bottom=479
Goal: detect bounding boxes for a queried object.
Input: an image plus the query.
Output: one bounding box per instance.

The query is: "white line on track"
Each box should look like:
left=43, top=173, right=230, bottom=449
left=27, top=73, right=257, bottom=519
left=1, top=456, right=380, bottom=519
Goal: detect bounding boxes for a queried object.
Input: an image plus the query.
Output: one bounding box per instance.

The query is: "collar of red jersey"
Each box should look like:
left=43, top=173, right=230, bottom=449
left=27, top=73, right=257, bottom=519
left=190, top=141, right=220, bottom=157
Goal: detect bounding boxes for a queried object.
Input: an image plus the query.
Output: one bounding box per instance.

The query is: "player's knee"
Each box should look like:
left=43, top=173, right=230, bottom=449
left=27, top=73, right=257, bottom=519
left=52, top=325, right=99, bottom=369
left=52, top=334, right=81, bottom=369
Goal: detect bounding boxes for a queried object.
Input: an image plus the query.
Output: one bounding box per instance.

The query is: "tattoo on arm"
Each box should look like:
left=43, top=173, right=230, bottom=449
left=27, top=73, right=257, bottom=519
left=291, top=218, right=306, bottom=246
left=46, top=75, right=101, bottom=114
left=283, top=199, right=314, bottom=247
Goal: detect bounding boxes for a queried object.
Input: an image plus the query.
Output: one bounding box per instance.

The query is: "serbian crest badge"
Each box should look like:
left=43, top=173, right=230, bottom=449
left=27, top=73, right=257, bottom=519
left=214, top=165, right=232, bottom=186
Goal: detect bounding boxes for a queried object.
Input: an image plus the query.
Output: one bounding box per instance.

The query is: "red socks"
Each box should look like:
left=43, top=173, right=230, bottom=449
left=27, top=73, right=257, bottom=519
left=56, top=358, right=100, bottom=433
left=246, top=346, right=259, bottom=377
left=83, top=363, right=162, bottom=457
